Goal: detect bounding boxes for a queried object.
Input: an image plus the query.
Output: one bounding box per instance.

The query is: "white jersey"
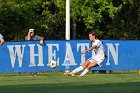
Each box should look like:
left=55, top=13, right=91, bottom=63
left=92, top=39, right=104, bottom=55
left=88, top=39, right=105, bottom=66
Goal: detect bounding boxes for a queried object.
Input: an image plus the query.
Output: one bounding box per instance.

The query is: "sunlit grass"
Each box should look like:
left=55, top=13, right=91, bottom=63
left=0, top=71, right=140, bottom=93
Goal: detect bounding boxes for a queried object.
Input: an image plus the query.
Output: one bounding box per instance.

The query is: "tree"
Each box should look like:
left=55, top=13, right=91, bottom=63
left=0, top=0, right=140, bottom=41
left=0, top=0, right=44, bottom=41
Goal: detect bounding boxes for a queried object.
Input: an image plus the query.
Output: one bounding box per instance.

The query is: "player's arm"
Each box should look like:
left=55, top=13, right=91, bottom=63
left=81, top=45, right=96, bottom=54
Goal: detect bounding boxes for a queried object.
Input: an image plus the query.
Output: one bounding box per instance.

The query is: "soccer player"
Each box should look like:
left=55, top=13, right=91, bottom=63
left=0, top=33, right=4, bottom=46
left=64, top=31, right=105, bottom=77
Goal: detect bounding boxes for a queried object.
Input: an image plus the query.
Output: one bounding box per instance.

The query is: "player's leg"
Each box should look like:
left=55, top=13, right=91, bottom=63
left=64, top=60, right=90, bottom=76
left=64, top=66, right=83, bottom=76
left=79, top=62, right=98, bottom=77
left=87, top=62, right=99, bottom=70
left=71, top=60, right=91, bottom=75
left=81, top=60, right=91, bottom=68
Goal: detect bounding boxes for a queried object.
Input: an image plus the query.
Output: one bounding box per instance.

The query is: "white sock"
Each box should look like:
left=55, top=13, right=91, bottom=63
left=80, top=68, right=89, bottom=77
left=72, top=66, right=84, bottom=74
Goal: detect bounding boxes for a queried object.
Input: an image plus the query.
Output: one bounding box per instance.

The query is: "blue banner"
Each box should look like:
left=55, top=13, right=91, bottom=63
left=0, top=40, right=140, bottom=72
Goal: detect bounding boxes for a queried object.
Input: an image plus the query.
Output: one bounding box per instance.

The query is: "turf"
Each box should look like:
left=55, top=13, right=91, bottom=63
left=0, top=72, right=140, bottom=93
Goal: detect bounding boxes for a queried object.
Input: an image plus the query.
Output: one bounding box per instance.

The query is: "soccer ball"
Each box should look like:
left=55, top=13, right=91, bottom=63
left=48, top=60, right=57, bottom=68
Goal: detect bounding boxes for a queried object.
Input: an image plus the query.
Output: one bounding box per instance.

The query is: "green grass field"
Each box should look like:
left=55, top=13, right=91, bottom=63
left=0, top=72, right=140, bottom=93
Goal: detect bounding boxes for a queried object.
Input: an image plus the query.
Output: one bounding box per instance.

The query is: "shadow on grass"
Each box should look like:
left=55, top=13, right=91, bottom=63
left=0, top=82, right=140, bottom=93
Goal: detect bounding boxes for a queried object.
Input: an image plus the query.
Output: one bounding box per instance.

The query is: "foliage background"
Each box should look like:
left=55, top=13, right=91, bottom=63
left=0, top=0, right=140, bottom=41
